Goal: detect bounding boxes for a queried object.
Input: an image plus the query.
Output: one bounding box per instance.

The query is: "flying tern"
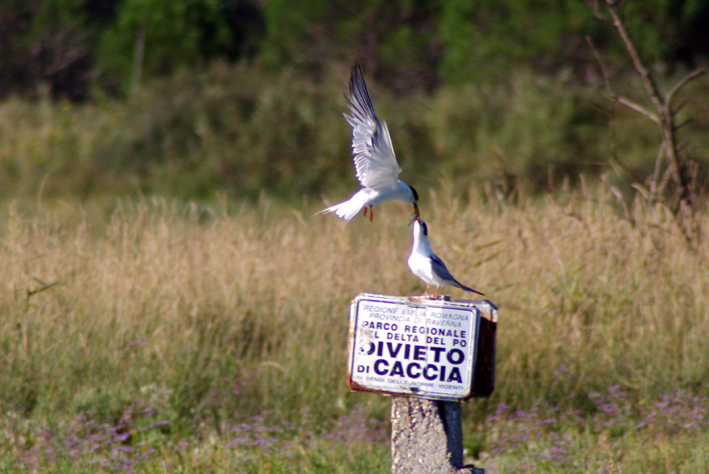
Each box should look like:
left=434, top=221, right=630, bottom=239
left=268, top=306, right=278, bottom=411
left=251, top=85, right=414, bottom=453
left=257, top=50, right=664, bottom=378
left=318, top=60, right=419, bottom=223
left=408, top=218, right=485, bottom=298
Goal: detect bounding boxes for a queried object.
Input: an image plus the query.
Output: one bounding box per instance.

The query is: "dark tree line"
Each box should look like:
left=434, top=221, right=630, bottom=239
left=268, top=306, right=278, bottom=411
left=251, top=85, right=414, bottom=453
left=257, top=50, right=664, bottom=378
left=1, top=0, right=708, bottom=101
left=0, top=0, right=265, bottom=100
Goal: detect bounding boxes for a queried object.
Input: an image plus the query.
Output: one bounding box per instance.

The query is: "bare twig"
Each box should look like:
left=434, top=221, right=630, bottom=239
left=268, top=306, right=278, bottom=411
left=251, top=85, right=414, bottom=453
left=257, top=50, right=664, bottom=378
left=591, top=0, right=704, bottom=244
left=673, top=100, right=687, bottom=115
left=586, top=36, right=659, bottom=124
left=651, top=146, right=664, bottom=195
left=586, top=36, right=612, bottom=95
left=667, top=69, right=707, bottom=108
left=615, top=97, right=660, bottom=124
left=675, top=118, right=693, bottom=130
left=604, top=3, right=664, bottom=112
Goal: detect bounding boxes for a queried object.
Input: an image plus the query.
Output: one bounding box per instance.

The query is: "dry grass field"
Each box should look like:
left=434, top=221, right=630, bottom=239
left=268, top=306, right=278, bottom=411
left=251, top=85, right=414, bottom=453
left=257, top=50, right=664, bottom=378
left=2, top=187, right=709, bottom=472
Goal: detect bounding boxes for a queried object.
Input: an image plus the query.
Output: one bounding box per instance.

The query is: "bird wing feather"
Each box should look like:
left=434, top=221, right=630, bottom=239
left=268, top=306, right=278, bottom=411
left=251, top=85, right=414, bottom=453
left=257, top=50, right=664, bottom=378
left=430, top=254, right=456, bottom=283
left=432, top=254, right=484, bottom=295
left=345, top=60, right=401, bottom=190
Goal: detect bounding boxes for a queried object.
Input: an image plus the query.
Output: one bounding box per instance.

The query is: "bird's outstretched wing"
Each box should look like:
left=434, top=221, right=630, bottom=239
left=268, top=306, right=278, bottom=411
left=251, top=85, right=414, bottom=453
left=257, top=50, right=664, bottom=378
left=345, top=60, right=401, bottom=190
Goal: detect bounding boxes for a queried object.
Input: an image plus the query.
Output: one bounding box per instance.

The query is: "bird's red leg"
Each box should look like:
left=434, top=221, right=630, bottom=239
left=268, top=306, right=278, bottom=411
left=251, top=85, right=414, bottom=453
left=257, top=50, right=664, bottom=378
left=433, top=286, right=440, bottom=298
left=369, top=205, right=374, bottom=222
left=363, top=207, right=368, bottom=218
left=423, top=284, right=430, bottom=297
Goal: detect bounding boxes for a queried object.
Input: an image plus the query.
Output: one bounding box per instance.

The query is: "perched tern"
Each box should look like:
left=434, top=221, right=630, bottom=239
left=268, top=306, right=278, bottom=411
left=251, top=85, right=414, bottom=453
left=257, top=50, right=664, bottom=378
left=318, top=60, right=419, bottom=223
left=408, top=219, right=485, bottom=298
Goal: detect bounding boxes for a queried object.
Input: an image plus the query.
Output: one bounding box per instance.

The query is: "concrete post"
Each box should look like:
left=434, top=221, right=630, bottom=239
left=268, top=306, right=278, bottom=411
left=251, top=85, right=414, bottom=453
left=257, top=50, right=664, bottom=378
left=391, top=397, right=484, bottom=474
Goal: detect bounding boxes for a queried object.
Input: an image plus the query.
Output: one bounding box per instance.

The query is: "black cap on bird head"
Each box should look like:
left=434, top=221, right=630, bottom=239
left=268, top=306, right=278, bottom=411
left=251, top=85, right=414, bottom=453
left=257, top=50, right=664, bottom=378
left=407, top=185, right=420, bottom=226
left=418, top=220, right=428, bottom=236
left=408, top=184, right=419, bottom=202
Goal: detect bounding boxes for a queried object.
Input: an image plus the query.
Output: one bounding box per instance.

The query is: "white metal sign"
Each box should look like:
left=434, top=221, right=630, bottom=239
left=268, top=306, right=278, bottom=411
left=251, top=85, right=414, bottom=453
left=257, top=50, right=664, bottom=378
left=347, top=293, right=481, bottom=401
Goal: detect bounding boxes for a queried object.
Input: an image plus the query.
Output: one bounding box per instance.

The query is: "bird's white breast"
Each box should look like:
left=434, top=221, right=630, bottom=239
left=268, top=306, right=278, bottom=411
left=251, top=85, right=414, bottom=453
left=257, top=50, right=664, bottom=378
left=408, top=252, right=437, bottom=286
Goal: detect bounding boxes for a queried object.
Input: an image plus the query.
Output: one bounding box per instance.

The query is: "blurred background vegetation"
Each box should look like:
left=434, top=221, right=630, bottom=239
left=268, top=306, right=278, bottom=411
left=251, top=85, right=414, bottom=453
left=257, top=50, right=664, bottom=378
left=2, top=3, right=709, bottom=470
left=1, top=0, right=708, bottom=204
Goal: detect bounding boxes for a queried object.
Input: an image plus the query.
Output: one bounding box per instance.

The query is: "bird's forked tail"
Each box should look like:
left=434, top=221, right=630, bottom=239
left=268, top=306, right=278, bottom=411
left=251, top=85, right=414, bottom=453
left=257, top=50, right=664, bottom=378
left=315, top=195, right=366, bottom=222
left=455, top=281, right=485, bottom=297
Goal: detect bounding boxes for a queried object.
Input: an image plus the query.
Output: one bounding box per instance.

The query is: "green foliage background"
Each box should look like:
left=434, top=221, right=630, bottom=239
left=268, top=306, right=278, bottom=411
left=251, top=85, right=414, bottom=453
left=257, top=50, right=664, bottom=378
left=3, top=0, right=709, bottom=95
left=1, top=0, right=707, bottom=204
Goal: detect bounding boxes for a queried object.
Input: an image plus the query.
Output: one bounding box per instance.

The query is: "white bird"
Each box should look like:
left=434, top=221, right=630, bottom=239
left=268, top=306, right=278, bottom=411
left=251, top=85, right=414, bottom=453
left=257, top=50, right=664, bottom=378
left=318, top=60, right=419, bottom=223
left=408, top=219, right=485, bottom=299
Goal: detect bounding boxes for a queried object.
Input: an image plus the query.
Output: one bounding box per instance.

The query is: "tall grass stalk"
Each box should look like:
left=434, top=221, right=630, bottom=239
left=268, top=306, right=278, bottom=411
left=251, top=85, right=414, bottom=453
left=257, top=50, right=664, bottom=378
left=2, top=189, right=708, bottom=419
left=1, top=189, right=709, bottom=471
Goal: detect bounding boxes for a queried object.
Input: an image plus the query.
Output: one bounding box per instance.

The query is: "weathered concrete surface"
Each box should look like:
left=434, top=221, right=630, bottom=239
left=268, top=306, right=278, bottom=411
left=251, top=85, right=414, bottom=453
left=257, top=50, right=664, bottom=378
left=391, top=397, right=484, bottom=474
